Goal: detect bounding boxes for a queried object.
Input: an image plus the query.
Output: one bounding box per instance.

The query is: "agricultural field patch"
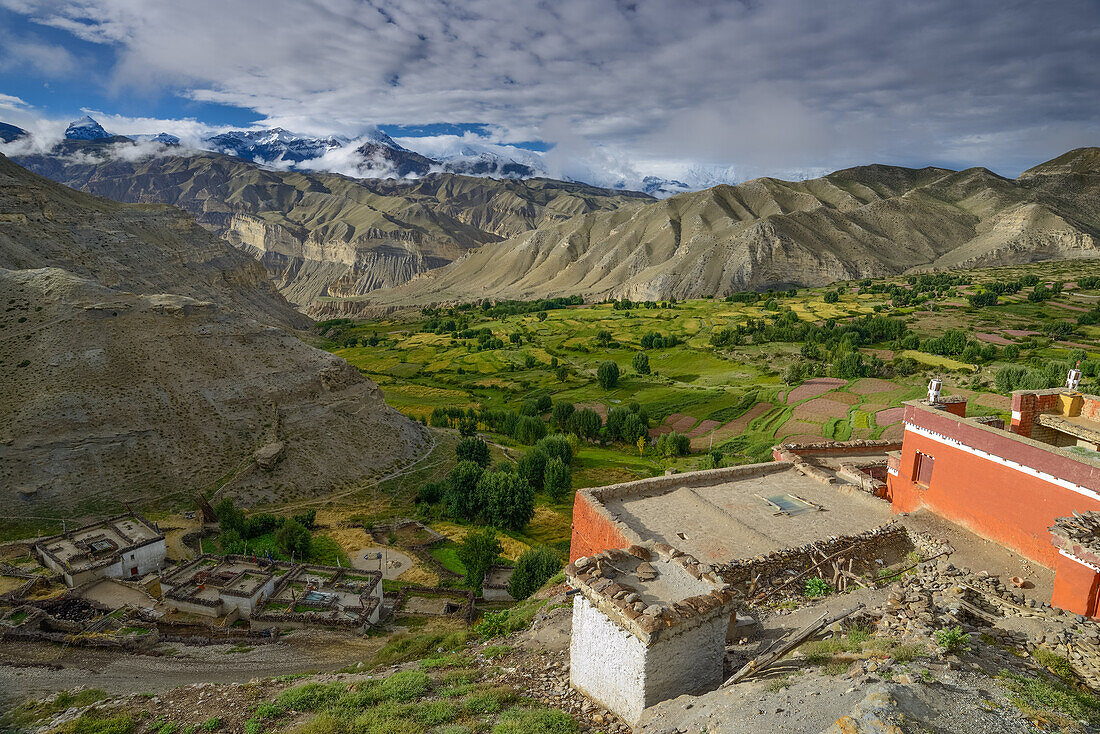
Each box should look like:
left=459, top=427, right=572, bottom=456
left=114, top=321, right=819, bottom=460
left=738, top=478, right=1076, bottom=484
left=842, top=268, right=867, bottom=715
left=786, top=378, right=848, bottom=403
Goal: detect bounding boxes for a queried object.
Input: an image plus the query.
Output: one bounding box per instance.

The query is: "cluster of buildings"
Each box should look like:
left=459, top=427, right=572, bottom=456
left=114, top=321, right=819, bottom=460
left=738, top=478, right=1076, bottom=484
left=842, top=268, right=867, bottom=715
left=30, top=514, right=381, bottom=629
left=566, top=373, right=1100, bottom=724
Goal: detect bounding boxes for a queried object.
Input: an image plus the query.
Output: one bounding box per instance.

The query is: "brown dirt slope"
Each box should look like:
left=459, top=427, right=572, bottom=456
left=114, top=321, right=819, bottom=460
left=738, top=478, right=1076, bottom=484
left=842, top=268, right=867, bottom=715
left=11, top=143, right=650, bottom=312
left=0, top=157, right=427, bottom=513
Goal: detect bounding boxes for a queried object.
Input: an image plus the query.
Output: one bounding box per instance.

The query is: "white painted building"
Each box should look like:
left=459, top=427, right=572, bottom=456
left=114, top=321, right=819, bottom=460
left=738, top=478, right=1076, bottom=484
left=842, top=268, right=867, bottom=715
left=566, top=544, right=738, bottom=725
left=36, top=515, right=166, bottom=587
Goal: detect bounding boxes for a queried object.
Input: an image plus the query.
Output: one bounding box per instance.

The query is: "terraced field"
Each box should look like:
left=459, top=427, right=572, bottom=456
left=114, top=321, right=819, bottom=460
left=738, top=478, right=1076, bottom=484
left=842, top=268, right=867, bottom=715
left=323, top=258, right=1100, bottom=479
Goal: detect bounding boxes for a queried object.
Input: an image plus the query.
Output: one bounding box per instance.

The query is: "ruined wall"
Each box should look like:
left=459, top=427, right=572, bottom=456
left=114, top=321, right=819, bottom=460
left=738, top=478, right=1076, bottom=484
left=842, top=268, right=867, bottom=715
left=716, top=524, right=910, bottom=593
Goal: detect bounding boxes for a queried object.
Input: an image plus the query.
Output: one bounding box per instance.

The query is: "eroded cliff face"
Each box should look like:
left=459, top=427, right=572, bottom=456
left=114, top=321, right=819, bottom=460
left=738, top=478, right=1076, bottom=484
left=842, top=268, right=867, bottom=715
left=225, top=212, right=458, bottom=311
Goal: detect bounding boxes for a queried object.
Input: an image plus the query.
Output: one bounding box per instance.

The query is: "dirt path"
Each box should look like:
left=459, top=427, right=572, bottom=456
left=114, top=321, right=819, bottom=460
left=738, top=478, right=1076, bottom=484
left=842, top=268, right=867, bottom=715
left=274, top=427, right=440, bottom=512
left=0, top=631, right=384, bottom=706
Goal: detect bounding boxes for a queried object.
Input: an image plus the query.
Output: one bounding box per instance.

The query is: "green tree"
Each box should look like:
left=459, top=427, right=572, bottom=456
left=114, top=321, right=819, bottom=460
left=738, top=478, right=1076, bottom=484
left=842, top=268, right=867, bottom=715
left=444, top=461, right=484, bottom=520
left=656, top=431, right=690, bottom=457
left=632, top=351, right=650, bottom=375
left=569, top=408, right=603, bottom=441
left=534, top=434, right=573, bottom=466
left=457, top=527, right=502, bottom=590
left=514, top=415, right=548, bottom=444
left=597, top=361, right=620, bottom=389
left=544, top=457, right=572, bottom=502
left=214, top=498, right=246, bottom=535
left=477, top=471, right=536, bottom=530
left=594, top=330, right=613, bottom=347
left=517, top=450, right=547, bottom=491
left=507, top=546, right=563, bottom=600
left=456, top=437, right=491, bottom=467
left=556, top=365, right=569, bottom=382
left=552, top=401, right=575, bottom=429
left=274, top=518, right=312, bottom=560
left=823, top=291, right=840, bottom=303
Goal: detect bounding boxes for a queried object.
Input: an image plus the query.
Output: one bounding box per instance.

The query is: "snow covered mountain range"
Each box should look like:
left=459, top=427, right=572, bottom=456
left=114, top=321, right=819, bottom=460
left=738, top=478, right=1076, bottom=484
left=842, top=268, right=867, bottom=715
left=5, top=116, right=739, bottom=196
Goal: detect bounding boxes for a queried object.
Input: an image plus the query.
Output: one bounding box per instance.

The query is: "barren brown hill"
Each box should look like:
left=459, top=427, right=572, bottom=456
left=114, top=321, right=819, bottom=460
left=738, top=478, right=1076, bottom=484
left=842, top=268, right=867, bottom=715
left=0, top=156, right=427, bottom=515
left=12, top=141, right=650, bottom=312
left=338, top=149, right=1100, bottom=314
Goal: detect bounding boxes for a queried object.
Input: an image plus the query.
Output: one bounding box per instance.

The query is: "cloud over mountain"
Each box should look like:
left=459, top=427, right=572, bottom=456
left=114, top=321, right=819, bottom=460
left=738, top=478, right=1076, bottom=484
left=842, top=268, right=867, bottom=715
left=1, top=0, right=1097, bottom=181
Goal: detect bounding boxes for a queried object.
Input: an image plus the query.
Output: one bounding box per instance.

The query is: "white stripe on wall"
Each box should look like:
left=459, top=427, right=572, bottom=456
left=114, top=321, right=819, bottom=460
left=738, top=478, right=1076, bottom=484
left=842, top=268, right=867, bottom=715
left=1059, top=548, right=1100, bottom=573
left=902, top=421, right=1100, bottom=503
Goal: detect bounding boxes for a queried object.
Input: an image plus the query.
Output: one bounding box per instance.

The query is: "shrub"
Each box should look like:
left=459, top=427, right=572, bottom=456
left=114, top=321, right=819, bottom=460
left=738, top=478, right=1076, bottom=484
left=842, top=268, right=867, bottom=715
left=200, top=719, right=220, bottom=733
left=597, top=361, right=620, bottom=389
left=456, top=437, right=491, bottom=467
left=804, top=577, right=831, bottom=598
left=457, top=527, right=502, bottom=590
left=632, top=351, right=650, bottom=375
left=508, top=546, right=563, bottom=600
left=934, top=626, right=970, bottom=653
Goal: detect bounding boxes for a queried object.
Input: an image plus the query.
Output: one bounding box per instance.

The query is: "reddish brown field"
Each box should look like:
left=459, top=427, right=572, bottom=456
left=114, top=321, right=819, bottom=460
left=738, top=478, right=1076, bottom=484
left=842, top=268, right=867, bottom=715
left=793, top=398, right=850, bottom=421
left=975, top=332, right=1013, bottom=345
left=875, top=406, right=906, bottom=426
left=689, top=402, right=774, bottom=450
left=848, top=378, right=897, bottom=395
left=785, top=377, right=847, bottom=404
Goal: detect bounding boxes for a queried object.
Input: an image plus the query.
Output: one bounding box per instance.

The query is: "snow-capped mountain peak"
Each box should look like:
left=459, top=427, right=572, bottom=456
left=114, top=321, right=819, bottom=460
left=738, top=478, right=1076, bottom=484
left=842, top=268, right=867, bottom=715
left=205, top=128, right=348, bottom=163
left=64, top=116, right=111, bottom=141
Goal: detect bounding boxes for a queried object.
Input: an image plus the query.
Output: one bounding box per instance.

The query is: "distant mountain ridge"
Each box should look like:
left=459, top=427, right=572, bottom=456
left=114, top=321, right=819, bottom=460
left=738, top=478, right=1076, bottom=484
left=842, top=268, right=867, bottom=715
left=337, top=148, right=1100, bottom=314
left=7, top=133, right=651, bottom=313
left=6, top=115, right=703, bottom=194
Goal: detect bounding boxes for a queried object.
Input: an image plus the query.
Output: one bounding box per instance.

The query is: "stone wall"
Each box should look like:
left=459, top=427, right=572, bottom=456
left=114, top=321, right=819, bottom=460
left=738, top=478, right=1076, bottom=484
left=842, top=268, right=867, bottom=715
left=716, top=523, right=911, bottom=596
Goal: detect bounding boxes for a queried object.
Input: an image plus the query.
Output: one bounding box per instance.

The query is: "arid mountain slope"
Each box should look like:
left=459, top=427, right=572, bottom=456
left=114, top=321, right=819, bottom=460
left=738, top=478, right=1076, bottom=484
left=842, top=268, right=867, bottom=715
left=344, top=150, right=1100, bottom=312
left=12, top=141, right=650, bottom=311
left=0, top=153, right=308, bottom=330
left=0, top=156, right=427, bottom=512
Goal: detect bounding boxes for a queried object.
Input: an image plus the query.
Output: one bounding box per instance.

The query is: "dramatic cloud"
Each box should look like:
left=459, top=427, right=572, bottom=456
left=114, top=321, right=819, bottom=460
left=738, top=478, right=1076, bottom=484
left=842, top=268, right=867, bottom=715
left=2, top=0, right=1098, bottom=178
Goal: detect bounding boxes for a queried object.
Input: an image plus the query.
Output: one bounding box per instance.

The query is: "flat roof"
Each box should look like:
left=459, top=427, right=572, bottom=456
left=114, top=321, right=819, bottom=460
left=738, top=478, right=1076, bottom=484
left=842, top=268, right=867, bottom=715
left=37, top=515, right=163, bottom=572
left=602, top=466, right=892, bottom=564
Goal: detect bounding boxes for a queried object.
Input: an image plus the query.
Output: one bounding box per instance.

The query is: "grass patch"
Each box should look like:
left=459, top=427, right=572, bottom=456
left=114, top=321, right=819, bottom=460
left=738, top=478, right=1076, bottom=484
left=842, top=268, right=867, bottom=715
left=371, top=628, right=473, bottom=668
left=997, top=670, right=1100, bottom=732
left=4, top=689, right=109, bottom=728
left=492, top=706, right=578, bottom=734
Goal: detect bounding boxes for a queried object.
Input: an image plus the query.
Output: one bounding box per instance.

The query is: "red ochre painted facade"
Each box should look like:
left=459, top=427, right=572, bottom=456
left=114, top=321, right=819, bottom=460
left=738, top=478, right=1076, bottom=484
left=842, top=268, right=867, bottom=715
left=570, top=491, right=633, bottom=562
left=888, top=390, right=1100, bottom=618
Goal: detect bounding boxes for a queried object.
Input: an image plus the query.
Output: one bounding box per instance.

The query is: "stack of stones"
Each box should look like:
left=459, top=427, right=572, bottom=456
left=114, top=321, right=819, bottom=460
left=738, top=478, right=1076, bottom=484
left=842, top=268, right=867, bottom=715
left=565, top=544, right=737, bottom=643
left=862, top=550, right=1100, bottom=688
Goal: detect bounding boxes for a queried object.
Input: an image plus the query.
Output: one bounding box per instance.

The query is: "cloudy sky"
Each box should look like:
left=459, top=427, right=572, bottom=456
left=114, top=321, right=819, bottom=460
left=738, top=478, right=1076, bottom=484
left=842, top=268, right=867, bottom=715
left=1, top=0, right=1098, bottom=186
